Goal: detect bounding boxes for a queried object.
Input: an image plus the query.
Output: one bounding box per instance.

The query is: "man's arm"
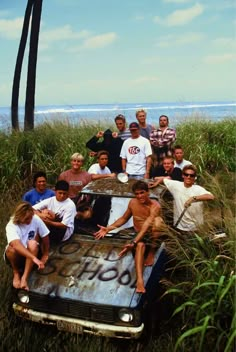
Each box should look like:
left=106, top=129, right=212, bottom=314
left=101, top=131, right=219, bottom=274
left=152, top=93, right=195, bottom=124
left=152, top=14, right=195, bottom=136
left=86, top=132, right=103, bottom=151
left=94, top=206, right=132, bottom=239
left=91, top=173, right=116, bottom=180
left=43, top=218, right=67, bottom=230
left=149, top=176, right=170, bottom=188
left=121, top=158, right=127, bottom=173
left=145, top=155, right=152, bottom=179
left=185, top=193, right=215, bottom=207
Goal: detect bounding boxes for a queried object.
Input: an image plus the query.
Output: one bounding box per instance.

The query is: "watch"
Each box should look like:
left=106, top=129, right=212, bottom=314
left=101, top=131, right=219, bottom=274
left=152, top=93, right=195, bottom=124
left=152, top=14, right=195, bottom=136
left=193, top=196, right=197, bottom=202
left=131, top=240, right=137, bottom=247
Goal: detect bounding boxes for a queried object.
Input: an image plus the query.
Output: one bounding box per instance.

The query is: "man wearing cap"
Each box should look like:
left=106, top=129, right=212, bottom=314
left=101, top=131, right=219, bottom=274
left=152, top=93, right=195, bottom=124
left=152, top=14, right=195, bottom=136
left=113, top=114, right=131, bottom=141
left=120, top=122, right=152, bottom=179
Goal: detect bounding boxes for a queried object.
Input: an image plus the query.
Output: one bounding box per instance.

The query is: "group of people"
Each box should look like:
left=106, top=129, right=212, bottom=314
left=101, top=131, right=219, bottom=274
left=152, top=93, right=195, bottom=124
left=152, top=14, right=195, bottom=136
left=4, top=109, right=214, bottom=293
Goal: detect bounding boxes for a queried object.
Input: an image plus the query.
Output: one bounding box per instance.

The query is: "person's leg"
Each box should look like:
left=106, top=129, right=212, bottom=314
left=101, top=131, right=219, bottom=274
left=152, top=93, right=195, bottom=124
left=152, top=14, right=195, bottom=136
left=20, top=240, right=39, bottom=290
left=144, top=216, right=166, bottom=266
left=5, top=245, right=24, bottom=289
left=135, top=242, right=146, bottom=293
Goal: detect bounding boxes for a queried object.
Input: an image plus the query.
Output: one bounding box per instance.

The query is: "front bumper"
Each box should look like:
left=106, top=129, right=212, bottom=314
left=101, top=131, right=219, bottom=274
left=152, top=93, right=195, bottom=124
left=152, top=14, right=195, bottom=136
left=13, top=303, right=144, bottom=339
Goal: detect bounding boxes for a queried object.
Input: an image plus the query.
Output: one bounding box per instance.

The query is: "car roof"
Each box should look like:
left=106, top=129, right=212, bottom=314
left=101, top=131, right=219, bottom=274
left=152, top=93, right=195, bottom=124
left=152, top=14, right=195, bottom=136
left=81, top=178, right=165, bottom=199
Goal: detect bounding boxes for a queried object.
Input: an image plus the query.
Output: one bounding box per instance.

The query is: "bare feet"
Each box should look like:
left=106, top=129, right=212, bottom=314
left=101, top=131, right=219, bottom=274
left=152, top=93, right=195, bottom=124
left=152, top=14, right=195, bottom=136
left=136, top=280, right=146, bottom=293
left=20, top=277, right=29, bottom=291
left=144, top=251, right=155, bottom=266
left=13, top=271, right=21, bottom=289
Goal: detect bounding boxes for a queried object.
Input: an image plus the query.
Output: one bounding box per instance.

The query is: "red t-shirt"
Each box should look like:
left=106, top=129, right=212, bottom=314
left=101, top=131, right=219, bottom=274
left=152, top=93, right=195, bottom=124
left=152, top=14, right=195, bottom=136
left=58, top=169, right=92, bottom=198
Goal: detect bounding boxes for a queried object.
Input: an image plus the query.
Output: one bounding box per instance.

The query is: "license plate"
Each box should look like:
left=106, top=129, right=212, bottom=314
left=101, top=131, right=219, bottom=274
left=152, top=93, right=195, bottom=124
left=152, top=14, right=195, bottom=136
left=57, top=320, right=83, bottom=334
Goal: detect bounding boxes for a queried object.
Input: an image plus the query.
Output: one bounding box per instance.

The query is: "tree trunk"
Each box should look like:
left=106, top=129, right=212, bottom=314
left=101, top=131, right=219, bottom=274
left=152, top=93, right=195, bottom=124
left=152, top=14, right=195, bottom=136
left=24, top=0, right=43, bottom=131
left=11, top=0, right=34, bottom=131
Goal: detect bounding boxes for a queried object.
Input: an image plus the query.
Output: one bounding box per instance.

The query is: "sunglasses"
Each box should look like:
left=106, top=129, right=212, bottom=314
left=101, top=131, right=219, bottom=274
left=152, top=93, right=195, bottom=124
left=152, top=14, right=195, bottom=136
left=183, top=173, right=196, bottom=178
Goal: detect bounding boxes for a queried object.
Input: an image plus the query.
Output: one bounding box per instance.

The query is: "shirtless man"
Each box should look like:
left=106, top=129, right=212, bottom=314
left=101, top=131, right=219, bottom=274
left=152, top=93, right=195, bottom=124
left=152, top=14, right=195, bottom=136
left=94, top=180, right=165, bottom=294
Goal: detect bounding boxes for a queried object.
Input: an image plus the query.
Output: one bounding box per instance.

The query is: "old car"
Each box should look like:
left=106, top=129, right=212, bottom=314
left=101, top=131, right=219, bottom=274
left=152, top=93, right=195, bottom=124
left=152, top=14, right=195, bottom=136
left=13, top=178, right=167, bottom=339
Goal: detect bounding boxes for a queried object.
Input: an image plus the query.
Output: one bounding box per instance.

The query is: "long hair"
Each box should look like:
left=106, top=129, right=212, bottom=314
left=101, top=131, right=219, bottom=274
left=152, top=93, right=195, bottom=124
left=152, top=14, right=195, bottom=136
left=12, top=201, right=34, bottom=225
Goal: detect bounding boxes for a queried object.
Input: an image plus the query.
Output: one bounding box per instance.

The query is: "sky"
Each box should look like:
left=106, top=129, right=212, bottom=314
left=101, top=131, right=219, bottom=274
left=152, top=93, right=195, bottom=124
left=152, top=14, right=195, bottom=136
left=0, top=0, right=235, bottom=106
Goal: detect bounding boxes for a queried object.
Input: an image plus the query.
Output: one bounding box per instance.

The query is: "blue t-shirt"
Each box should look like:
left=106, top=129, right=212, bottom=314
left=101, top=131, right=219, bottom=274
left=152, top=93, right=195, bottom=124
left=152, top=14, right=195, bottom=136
left=22, top=188, right=55, bottom=205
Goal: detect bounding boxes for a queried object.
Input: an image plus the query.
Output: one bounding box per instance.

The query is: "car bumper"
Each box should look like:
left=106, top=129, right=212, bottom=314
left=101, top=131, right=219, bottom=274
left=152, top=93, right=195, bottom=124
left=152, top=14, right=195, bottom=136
left=13, top=303, right=144, bottom=339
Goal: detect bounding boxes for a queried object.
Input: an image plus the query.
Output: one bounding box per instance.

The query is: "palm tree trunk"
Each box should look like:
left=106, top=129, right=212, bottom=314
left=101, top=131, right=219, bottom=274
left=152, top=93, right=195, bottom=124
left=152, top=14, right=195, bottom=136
left=11, top=0, right=34, bottom=131
left=24, top=0, right=43, bottom=131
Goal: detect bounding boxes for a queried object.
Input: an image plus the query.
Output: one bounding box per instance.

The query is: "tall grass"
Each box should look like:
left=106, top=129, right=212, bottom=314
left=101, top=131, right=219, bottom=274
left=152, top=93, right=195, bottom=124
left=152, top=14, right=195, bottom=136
left=0, top=117, right=235, bottom=351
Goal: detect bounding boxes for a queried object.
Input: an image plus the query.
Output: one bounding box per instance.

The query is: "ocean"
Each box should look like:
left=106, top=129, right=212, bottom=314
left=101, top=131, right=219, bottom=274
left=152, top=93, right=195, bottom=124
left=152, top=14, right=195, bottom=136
left=0, top=101, right=235, bottom=131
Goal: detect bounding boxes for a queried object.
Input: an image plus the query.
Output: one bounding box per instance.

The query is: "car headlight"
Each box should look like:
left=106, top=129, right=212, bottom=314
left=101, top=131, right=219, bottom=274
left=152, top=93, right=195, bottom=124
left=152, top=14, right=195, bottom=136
left=18, top=291, right=29, bottom=304
left=118, top=308, right=133, bottom=322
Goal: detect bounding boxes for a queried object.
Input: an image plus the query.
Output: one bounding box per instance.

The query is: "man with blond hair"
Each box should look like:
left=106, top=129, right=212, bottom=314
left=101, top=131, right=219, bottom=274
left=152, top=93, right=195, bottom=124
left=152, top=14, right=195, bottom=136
left=58, top=152, right=115, bottom=201
left=5, top=201, right=49, bottom=290
left=135, top=108, right=154, bottom=140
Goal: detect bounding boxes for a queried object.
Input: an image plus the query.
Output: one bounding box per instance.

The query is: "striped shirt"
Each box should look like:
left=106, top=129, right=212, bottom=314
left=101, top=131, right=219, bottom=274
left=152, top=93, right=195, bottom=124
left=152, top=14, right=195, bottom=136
left=118, top=129, right=131, bottom=141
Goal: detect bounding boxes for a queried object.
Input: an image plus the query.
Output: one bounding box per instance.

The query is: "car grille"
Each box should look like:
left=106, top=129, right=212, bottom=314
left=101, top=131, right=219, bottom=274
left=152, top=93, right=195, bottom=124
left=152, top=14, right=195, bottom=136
left=23, top=293, right=116, bottom=323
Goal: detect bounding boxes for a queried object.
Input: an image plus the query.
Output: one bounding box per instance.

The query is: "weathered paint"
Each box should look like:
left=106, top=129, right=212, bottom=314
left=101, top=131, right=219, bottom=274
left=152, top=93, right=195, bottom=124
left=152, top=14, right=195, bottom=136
left=28, top=234, right=165, bottom=307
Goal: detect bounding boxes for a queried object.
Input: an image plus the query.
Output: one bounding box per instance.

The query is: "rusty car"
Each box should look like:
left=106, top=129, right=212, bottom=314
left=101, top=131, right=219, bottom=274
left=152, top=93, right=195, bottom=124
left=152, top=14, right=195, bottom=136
left=13, top=178, right=167, bottom=339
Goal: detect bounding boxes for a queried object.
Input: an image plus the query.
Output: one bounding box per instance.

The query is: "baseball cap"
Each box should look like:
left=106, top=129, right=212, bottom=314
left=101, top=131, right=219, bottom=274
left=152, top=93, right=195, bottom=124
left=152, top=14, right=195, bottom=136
left=129, top=122, right=139, bottom=130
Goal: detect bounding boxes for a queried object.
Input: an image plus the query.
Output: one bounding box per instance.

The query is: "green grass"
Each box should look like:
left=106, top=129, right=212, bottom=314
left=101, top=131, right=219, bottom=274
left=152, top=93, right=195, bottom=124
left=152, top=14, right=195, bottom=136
left=0, top=117, right=235, bottom=351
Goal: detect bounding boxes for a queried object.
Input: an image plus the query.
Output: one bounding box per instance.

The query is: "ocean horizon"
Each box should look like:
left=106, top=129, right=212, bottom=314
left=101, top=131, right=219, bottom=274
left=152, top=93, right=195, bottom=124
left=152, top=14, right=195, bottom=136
left=0, top=100, right=235, bottom=131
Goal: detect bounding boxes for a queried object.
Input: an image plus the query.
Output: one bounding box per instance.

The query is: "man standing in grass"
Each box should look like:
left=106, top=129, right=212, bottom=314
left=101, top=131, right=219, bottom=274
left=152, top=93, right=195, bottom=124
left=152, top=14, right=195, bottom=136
left=163, top=164, right=214, bottom=233
left=113, top=114, right=131, bottom=141
left=120, top=122, right=152, bottom=179
left=150, top=115, right=176, bottom=166
left=135, top=108, right=154, bottom=140
left=94, top=180, right=165, bottom=294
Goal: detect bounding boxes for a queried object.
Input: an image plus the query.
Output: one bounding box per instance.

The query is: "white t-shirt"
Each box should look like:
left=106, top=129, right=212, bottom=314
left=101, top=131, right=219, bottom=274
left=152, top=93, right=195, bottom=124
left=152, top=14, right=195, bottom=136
left=33, top=197, right=77, bottom=241
left=164, top=179, right=212, bottom=231
left=6, top=214, right=49, bottom=247
left=88, top=163, right=111, bottom=174
left=174, top=159, right=192, bottom=170
left=120, top=136, right=152, bottom=175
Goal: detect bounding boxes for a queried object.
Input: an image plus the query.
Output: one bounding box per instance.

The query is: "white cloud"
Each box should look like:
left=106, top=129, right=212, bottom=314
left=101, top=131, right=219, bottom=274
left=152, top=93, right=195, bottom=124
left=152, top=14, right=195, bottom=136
left=155, top=32, right=204, bottom=47
left=39, top=25, right=90, bottom=51
left=154, top=3, right=204, bottom=26
left=203, top=53, right=236, bottom=64
left=0, top=17, right=23, bottom=39
left=82, top=32, right=118, bottom=49
left=40, top=25, right=89, bottom=43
